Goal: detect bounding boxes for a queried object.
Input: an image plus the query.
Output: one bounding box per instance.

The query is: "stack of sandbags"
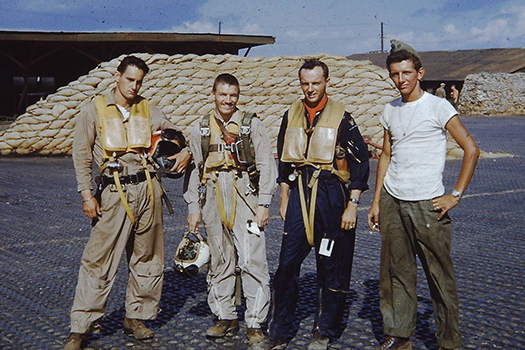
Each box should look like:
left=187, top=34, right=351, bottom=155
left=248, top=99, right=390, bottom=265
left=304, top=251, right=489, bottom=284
left=458, top=72, right=525, bottom=116
left=0, top=52, right=465, bottom=157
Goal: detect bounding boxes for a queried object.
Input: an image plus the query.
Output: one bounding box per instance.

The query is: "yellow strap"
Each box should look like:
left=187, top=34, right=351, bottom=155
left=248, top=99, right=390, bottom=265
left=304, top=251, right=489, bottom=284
left=235, top=268, right=242, bottom=306
left=111, top=156, right=155, bottom=233
left=113, top=169, right=136, bottom=225
left=212, top=173, right=237, bottom=231
left=332, top=170, right=351, bottom=184
left=294, top=161, right=351, bottom=184
left=135, top=156, right=155, bottom=234
left=298, top=170, right=320, bottom=247
left=296, top=166, right=349, bottom=246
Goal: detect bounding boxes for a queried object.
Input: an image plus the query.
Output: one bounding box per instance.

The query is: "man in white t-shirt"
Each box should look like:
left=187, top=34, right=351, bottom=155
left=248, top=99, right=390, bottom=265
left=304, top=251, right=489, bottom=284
left=367, top=40, right=480, bottom=350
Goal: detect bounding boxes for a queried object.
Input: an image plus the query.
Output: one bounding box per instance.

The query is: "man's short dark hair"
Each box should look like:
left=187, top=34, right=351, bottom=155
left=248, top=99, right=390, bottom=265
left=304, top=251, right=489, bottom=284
left=212, top=73, right=240, bottom=92
left=117, top=56, right=150, bottom=75
left=386, top=50, right=422, bottom=72
left=299, top=59, right=329, bottom=79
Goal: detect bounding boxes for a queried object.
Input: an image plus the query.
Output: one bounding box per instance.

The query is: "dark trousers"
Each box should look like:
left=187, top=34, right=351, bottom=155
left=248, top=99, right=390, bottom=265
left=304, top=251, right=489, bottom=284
left=269, top=174, right=355, bottom=341
left=379, top=188, right=462, bottom=349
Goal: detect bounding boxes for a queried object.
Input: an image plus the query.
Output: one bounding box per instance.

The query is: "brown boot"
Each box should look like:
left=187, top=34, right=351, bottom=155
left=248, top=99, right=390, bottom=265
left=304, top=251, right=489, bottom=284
left=247, top=327, right=265, bottom=345
left=378, top=336, right=412, bottom=350
left=248, top=337, right=288, bottom=350
left=205, top=319, right=239, bottom=338
left=307, top=330, right=329, bottom=350
left=123, top=317, right=154, bottom=340
left=63, top=333, right=87, bottom=350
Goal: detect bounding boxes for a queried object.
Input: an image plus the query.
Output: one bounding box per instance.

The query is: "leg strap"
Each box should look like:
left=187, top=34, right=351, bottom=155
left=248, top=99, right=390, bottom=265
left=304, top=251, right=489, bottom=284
left=297, top=169, right=320, bottom=247
left=212, top=172, right=237, bottom=231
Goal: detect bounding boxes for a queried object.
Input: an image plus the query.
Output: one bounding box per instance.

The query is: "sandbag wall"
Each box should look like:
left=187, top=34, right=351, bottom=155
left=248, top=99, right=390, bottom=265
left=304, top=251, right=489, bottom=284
left=0, top=52, right=464, bottom=157
left=458, top=72, right=525, bottom=116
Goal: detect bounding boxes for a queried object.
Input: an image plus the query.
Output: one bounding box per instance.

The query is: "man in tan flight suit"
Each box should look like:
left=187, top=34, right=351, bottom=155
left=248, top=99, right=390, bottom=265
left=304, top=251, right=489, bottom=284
left=184, top=73, right=277, bottom=346
left=64, top=55, right=191, bottom=350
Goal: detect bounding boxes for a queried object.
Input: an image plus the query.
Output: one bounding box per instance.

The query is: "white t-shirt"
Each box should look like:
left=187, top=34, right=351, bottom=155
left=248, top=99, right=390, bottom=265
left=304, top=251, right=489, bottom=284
left=116, top=104, right=130, bottom=122
left=380, top=92, right=457, bottom=201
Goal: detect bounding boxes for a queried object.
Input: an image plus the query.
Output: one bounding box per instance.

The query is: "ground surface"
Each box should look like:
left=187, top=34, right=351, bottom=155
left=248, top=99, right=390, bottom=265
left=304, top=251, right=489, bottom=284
left=0, top=116, right=523, bottom=350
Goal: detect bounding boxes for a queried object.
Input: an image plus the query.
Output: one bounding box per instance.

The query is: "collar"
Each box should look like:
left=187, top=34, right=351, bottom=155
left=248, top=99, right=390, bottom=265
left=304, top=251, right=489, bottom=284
left=107, top=89, right=141, bottom=108
left=303, top=94, right=329, bottom=126
left=214, top=109, right=240, bottom=126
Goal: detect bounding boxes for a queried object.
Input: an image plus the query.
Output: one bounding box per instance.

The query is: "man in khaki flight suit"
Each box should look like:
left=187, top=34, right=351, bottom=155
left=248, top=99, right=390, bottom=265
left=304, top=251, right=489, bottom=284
left=184, top=73, right=277, bottom=346
left=64, top=55, right=191, bottom=350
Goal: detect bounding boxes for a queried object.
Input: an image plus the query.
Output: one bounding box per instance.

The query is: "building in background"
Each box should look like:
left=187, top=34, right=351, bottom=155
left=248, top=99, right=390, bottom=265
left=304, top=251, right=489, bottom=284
left=348, top=48, right=525, bottom=100
left=0, top=31, right=274, bottom=118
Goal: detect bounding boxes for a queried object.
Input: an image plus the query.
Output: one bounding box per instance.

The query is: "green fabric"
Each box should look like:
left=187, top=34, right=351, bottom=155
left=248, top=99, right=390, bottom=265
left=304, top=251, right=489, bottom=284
left=390, top=39, right=421, bottom=60
left=378, top=188, right=462, bottom=349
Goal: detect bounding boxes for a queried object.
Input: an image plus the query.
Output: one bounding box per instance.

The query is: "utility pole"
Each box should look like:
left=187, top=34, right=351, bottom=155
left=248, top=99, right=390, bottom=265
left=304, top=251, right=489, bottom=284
left=380, top=22, right=386, bottom=53
left=218, top=21, right=223, bottom=35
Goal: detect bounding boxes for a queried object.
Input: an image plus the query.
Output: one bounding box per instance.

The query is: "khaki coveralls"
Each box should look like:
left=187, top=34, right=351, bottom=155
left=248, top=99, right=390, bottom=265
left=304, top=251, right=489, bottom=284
left=70, top=92, right=174, bottom=333
left=184, top=110, right=277, bottom=328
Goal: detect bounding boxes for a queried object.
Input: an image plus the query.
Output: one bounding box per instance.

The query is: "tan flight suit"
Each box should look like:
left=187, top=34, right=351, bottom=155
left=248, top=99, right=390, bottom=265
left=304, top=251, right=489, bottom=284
left=184, top=110, right=277, bottom=328
left=70, top=92, right=175, bottom=334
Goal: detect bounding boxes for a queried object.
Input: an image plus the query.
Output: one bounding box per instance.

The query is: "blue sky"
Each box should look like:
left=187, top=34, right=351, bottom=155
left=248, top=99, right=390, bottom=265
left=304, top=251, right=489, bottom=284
left=1, top=0, right=524, bottom=57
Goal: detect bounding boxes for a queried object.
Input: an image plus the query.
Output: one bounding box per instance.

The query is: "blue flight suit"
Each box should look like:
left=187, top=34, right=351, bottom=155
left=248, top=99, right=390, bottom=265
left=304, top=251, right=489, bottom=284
left=268, top=106, right=369, bottom=342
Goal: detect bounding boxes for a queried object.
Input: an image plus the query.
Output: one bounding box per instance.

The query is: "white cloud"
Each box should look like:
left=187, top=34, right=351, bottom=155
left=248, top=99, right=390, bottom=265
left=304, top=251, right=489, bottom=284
left=443, top=24, right=457, bottom=34
left=2, top=0, right=524, bottom=56
left=507, top=4, right=525, bottom=32
left=284, top=30, right=321, bottom=40
left=471, top=19, right=510, bottom=42
left=241, top=23, right=264, bottom=35
left=170, top=21, right=218, bottom=34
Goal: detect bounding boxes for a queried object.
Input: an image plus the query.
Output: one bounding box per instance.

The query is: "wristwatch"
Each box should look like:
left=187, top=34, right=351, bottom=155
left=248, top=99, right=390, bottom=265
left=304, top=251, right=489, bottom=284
left=451, top=190, right=462, bottom=199
left=350, top=198, right=359, bottom=205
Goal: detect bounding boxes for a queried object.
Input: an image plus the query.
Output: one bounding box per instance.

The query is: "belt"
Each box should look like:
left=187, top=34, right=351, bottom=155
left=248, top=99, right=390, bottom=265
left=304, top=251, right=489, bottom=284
left=101, top=171, right=156, bottom=186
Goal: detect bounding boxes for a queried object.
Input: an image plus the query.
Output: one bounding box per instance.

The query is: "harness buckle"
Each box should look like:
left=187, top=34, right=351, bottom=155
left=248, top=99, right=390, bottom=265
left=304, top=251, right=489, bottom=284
left=200, top=126, right=210, bottom=137
left=232, top=140, right=247, bottom=165
left=217, top=143, right=230, bottom=153
left=240, top=125, right=251, bottom=135
left=246, top=183, right=257, bottom=196
left=198, top=184, right=206, bottom=201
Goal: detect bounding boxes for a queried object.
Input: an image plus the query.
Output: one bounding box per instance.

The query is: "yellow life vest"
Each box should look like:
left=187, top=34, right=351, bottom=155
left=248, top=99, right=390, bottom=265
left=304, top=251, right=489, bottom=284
left=203, top=114, right=239, bottom=172
left=281, top=99, right=347, bottom=247
left=281, top=98, right=345, bottom=165
left=94, top=95, right=152, bottom=160
left=200, top=114, right=242, bottom=231
left=93, top=95, right=155, bottom=233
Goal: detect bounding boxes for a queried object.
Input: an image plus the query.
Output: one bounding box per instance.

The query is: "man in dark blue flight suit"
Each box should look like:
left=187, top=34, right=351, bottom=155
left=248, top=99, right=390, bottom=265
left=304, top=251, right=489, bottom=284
left=259, top=59, right=369, bottom=350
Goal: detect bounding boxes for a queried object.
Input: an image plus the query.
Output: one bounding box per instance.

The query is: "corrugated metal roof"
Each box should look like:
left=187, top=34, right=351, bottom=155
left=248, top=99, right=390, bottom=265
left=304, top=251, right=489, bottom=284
left=347, top=48, right=525, bottom=81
